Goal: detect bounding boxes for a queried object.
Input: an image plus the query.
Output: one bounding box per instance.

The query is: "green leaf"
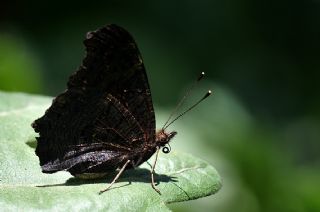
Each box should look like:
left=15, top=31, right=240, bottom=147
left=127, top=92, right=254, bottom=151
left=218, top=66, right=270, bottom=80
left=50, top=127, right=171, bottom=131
left=0, top=91, right=221, bottom=211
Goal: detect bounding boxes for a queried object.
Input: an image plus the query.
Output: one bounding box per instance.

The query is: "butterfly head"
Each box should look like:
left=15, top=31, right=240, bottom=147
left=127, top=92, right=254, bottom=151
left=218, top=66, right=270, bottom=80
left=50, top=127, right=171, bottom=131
left=155, top=129, right=177, bottom=153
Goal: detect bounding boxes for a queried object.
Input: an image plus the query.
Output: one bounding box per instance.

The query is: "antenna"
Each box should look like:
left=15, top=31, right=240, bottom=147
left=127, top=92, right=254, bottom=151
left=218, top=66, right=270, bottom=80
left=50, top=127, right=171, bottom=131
left=164, top=90, right=212, bottom=130
left=162, top=72, right=205, bottom=129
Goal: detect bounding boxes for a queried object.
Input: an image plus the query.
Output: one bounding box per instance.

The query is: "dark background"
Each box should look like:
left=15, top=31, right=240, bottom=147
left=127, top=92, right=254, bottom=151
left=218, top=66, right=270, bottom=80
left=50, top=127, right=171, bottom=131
left=1, top=1, right=319, bottom=211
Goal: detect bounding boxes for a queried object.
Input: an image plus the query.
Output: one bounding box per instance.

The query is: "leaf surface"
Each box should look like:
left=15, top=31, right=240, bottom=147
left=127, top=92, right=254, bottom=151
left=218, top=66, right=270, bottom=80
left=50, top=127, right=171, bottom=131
left=0, top=91, right=221, bottom=211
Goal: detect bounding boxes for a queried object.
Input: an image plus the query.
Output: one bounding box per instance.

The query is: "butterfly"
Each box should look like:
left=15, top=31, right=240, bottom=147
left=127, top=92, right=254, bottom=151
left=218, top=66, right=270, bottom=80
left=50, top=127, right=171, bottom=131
left=32, top=24, right=210, bottom=194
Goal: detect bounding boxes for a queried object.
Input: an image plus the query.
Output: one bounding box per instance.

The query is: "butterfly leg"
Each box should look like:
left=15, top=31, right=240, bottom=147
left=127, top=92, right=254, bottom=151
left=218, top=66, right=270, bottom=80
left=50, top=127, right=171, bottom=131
left=99, top=159, right=131, bottom=194
left=151, top=146, right=161, bottom=194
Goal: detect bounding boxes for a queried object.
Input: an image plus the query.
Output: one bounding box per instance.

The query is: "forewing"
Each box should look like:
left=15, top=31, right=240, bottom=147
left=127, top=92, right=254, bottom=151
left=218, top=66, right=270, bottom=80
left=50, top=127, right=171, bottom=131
left=32, top=24, right=155, bottom=172
left=69, top=24, right=155, bottom=136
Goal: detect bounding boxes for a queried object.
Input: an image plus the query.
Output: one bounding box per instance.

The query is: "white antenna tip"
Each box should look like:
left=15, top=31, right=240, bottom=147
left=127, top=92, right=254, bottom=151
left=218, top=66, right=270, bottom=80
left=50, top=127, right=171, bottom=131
left=198, top=72, right=205, bottom=81
left=203, top=90, right=212, bottom=99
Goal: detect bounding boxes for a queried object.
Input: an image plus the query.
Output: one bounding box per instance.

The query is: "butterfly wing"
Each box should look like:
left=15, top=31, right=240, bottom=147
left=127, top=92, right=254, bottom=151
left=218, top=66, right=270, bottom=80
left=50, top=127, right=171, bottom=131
left=32, top=24, right=155, bottom=174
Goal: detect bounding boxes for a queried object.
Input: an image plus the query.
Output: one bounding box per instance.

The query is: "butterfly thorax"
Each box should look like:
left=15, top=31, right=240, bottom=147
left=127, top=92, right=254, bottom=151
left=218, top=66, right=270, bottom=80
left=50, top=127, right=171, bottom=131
left=128, top=129, right=177, bottom=169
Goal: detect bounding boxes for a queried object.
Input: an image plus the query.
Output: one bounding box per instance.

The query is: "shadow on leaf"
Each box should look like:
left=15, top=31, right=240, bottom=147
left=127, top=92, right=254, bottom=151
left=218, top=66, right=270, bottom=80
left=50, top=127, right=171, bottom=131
left=26, top=138, right=37, bottom=149
left=37, top=168, right=177, bottom=188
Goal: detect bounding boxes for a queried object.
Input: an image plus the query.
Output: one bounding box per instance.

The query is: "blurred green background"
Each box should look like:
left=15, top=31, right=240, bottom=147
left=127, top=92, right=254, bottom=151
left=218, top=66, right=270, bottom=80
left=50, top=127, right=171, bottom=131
left=1, top=0, right=320, bottom=211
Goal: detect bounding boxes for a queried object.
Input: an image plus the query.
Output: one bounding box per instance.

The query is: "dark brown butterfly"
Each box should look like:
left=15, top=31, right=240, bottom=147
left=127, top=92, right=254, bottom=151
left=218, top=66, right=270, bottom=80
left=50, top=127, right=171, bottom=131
left=32, top=24, right=210, bottom=194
